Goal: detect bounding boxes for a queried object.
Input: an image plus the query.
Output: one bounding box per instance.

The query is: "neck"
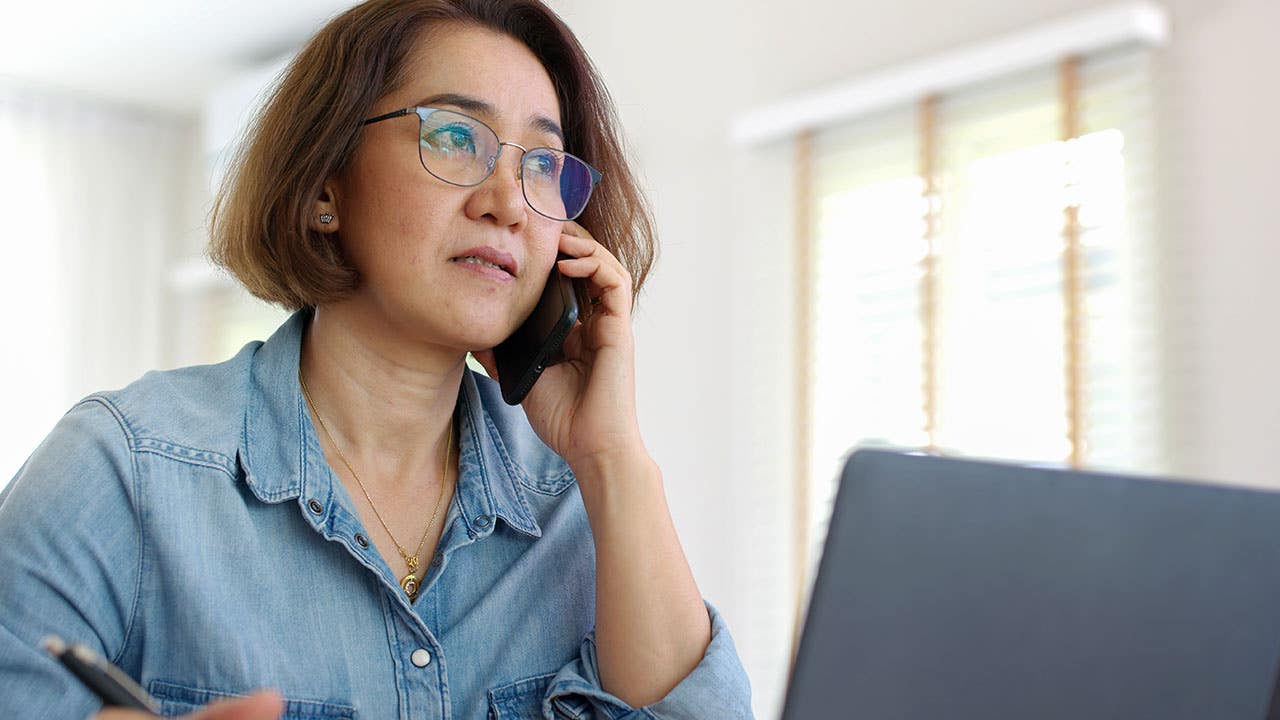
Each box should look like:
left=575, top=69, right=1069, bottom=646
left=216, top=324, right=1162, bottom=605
left=299, top=302, right=464, bottom=494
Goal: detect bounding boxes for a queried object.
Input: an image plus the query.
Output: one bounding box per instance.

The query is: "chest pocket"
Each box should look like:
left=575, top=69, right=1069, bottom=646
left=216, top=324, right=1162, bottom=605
left=149, top=680, right=357, bottom=719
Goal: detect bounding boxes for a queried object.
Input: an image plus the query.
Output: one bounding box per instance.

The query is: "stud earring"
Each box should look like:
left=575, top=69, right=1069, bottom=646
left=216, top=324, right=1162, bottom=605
left=319, top=213, right=334, bottom=224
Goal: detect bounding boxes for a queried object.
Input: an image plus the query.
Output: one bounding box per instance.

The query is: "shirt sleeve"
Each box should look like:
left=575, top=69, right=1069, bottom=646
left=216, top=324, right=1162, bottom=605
left=0, top=397, right=142, bottom=720
left=542, top=600, right=754, bottom=719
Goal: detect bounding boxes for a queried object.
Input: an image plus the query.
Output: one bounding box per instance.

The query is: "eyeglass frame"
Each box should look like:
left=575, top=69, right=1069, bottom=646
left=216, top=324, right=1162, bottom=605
left=360, top=106, right=603, bottom=221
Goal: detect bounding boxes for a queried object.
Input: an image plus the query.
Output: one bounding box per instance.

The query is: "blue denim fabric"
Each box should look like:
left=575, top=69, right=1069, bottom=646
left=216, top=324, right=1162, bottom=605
left=0, top=310, right=753, bottom=719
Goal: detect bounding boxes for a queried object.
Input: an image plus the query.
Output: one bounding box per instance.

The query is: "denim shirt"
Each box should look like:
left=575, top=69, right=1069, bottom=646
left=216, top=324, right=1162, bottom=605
left=0, top=310, right=753, bottom=719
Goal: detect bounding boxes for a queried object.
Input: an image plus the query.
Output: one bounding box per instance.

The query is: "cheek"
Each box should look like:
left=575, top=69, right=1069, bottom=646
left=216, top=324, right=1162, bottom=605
left=345, top=187, right=453, bottom=271
left=531, top=219, right=564, bottom=264
left=519, top=234, right=561, bottom=298
left=339, top=145, right=443, bottom=241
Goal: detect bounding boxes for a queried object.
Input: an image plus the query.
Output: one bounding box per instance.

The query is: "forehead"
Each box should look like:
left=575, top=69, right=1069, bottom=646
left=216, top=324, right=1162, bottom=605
left=392, top=23, right=562, bottom=130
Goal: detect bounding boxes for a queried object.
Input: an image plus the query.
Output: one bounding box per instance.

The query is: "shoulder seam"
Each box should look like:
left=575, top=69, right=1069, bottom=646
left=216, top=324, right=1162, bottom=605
left=83, top=392, right=239, bottom=480
left=132, top=439, right=237, bottom=480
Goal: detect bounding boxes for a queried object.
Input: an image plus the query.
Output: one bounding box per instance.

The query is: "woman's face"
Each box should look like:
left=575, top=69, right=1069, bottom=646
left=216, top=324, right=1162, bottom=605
left=330, top=23, right=566, bottom=352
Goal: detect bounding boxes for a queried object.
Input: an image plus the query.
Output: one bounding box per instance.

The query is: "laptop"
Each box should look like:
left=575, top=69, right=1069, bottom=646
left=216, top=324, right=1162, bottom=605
left=782, top=449, right=1280, bottom=719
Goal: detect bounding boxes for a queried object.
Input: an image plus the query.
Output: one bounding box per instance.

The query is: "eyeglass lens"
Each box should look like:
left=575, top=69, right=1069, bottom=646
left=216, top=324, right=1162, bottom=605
left=416, top=107, right=597, bottom=221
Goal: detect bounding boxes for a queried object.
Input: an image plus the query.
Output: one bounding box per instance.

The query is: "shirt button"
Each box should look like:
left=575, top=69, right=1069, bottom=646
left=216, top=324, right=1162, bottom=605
left=354, top=533, right=368, bottom=548
left=411, top=649, right=432, bottom=667
left=474, top=515, right=491, bottom=529
left=430, top=553, right=442, bottom=567
left=308, top=499, right=324, bottom=514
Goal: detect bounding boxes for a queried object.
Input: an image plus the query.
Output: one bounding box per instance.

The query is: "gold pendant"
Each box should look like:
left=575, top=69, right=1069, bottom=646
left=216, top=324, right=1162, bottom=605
left=400, top=572, right=420, bottom=601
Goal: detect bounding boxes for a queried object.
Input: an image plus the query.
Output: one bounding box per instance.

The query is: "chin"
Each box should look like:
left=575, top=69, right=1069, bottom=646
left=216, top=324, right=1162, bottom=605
left=463, top=336, right=510, bottom=354
left=451, top=315, right=524, bottom=352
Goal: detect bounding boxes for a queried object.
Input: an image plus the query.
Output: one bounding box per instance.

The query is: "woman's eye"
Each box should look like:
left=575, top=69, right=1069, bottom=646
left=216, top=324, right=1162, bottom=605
left=528, top=153, right=560, bottom=178
left=423, top=125, right=477, bottom=155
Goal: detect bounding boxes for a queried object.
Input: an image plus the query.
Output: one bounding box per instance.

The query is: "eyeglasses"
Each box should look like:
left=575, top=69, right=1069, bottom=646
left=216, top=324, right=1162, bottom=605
left=361, top=106, right=602, bottom=221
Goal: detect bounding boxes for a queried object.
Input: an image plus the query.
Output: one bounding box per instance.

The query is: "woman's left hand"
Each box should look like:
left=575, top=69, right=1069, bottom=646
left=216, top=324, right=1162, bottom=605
left=472, top=222, right=646, bottom=472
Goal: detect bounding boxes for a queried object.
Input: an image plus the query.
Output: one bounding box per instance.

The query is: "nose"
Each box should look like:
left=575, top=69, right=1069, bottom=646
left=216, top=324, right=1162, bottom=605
left=464, top=143, right=528, bottom=228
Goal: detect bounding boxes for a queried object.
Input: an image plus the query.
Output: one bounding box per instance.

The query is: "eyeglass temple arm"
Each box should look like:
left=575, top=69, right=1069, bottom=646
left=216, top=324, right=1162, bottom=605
left=361, top=107, right=414, bottom=126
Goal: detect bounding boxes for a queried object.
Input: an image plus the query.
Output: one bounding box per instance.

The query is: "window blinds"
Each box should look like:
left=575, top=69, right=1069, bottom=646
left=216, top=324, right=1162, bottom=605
left=801, top=48, right=1160, bottom=590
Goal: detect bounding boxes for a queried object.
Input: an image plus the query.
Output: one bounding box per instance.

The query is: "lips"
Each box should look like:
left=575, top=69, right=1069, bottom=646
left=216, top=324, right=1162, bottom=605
left=449, top=246, right=518, bottom=277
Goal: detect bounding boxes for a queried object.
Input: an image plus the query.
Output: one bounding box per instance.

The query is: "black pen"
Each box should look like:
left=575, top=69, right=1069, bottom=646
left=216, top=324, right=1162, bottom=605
left=42, top=635, right=162, bottom=715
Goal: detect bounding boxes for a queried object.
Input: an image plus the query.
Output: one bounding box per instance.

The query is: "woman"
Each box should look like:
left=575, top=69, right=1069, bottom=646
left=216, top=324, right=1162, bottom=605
left=0, top=1, right=753, bottom=718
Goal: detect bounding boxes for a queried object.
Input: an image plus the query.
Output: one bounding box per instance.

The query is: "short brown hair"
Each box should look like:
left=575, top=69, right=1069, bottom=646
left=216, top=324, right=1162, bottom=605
left=209, top=0, right=656, bottom=311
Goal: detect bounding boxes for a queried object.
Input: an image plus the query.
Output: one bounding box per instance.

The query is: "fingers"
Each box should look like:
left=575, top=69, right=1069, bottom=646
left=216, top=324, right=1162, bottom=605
left=556, top=227, right=633, bottom=317
left=188, top=690, right=284, bottom=720
left=559, top=220, right=593, bottom=239
left=556, top=255, right=632, bottom=317
left=558, top=225, right=597, bottom=254
left=556, top=224, right=627, bottom=280
left=98, top=691, right=284, bottom=720
left=555, top=255, right=623, bottom=293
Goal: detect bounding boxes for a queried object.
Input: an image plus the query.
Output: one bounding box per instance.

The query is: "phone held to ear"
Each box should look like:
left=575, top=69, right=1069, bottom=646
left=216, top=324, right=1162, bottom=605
left=493, top=256, right=583, bottom=405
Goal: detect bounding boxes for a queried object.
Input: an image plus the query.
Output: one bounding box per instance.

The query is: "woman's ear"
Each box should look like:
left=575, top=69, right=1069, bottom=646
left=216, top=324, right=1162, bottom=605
left=309, top=178, right=341, bottom=234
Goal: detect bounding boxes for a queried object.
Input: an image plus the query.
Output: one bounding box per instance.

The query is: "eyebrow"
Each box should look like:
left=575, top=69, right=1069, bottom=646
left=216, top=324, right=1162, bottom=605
left=414, top=92, right=565, bottom=146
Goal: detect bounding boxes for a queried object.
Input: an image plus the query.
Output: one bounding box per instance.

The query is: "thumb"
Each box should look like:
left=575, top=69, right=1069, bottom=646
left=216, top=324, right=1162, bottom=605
left=186, top=690, right=284, bottom=720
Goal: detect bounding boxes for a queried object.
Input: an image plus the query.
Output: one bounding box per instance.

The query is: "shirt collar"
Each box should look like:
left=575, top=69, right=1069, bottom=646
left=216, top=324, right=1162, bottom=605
left=237, top=308, right=542, bottom=538
left=452, top=370, right=543, bottom=539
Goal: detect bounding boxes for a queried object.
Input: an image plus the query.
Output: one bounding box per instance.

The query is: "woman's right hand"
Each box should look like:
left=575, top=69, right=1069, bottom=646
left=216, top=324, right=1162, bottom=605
left=95, top=690, right=284, bottom=720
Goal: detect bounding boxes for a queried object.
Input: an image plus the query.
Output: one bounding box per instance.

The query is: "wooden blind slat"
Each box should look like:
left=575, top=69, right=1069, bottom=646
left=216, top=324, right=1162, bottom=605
left=1061, top=55, right=1086, bottom=468
left=920, top=95, right=942, bottom=452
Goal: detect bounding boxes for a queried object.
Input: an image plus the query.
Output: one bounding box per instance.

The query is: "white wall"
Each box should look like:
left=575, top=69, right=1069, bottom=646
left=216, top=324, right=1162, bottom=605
left=1156, top=0, right=1280, bottom=488
left=547, top=0, right=1280, bottom=716
left=0, top=90, right=200, bottom=483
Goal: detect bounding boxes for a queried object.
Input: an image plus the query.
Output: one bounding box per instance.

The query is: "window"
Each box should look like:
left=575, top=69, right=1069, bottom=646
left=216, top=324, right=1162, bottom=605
left=805, top=48, right=1160, bottom=574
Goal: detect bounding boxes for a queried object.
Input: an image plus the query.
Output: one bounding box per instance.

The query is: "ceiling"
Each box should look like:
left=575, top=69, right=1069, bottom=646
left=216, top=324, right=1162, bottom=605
left=2, top=0, right=363, bottom=117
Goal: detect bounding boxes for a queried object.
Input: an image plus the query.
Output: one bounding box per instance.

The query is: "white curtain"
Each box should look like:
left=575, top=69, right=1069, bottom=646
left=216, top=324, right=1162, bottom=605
left=0, top=88, right=192, bottom=485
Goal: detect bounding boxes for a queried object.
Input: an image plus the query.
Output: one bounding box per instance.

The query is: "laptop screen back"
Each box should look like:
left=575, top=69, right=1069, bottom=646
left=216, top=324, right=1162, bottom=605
left=783, top=449, right=1280, bottom=719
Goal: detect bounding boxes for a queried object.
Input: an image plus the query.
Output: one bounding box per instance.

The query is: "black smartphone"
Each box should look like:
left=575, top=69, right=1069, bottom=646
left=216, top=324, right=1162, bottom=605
left=492, top=257, right=582, bottom=405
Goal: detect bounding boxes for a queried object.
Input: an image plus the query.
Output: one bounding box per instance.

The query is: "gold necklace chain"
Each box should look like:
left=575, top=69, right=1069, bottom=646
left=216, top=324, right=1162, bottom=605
left=298, top=368, right=451, bottom=601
